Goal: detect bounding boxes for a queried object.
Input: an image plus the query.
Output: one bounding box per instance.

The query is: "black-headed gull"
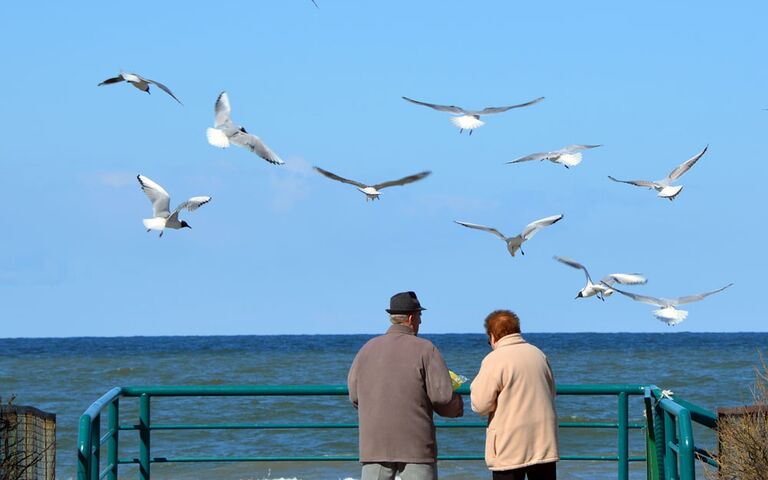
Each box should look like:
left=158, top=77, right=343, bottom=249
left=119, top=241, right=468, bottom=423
left=206, top=91, right=284, bottom=165
left=454, top=214, right=563, bottom=257
left=98, top=72, right=182, bottom=104
left=314, top=167, right=430, bottom=201
left=402, top=96, right=544, bottom=135
left=507, top=145, right=602, bottom=169
left=554, top=256, right=646, bottom=301
left=604, top=281, right=732, bottom=326
left=608, top=145, right=708, bottom=201
left=137, top=175, right=211, bottom=238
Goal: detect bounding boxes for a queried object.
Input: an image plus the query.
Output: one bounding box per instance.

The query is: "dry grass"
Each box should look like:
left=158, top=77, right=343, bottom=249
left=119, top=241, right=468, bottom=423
left=705, top=355, right=768, bottom=480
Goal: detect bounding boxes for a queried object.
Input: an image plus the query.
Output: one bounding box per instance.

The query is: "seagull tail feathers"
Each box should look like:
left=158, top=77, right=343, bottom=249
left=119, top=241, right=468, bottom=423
left=206, top=128, right=230, bottom=148
left=450, top=115, right=485, bottom=131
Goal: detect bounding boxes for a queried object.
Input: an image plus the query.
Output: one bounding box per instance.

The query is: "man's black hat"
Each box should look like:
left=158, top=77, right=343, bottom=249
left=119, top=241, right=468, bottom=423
left=386, top=291, right=426, bottom=314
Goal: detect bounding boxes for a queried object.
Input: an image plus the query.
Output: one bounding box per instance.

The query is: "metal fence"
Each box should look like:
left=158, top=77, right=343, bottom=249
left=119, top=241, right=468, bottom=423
left=77, top=384, right=715, bottom=480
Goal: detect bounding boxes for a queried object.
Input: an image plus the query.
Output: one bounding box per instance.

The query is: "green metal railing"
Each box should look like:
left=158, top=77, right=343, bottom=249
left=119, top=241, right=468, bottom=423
left=77, top=384, right=715, bottom=480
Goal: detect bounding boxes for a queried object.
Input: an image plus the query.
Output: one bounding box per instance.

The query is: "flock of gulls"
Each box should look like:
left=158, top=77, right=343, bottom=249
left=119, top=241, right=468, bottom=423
left=98, top=69, right=732, bottom=326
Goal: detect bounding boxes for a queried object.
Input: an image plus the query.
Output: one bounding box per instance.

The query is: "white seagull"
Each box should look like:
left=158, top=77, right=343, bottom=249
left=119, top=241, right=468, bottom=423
left=98, top=72, right=182, bottom=104
left=454, top=214, right=563, bottom=257
left=554, top=256, right=647, bottom=301
left=507, top=144, right=602, bottom=169
left=137, top=175, right=211, bottom=238
left=206, top=91, right=284, bottom=165
left=608, top=145, right=708, bottom=201
left=314, top=167, right=431, bottom=201
left=604, top=282, right=733, bottom=326
left=402, top=96, right=544, bottom=135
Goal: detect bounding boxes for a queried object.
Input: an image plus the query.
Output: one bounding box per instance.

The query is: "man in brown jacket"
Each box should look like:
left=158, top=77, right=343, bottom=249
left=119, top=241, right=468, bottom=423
left=470, top=310, right=559, bottom=479
left=348, top=291, right=464, bottom=480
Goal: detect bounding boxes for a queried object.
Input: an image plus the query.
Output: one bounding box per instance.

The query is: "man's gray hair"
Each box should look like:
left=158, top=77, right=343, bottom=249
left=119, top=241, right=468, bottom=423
left=389, top=314, right=409, bottom=325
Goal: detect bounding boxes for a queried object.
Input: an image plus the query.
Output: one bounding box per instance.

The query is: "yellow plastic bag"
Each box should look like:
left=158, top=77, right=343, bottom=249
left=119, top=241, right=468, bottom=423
left=449, top=370, right=467, bottom=391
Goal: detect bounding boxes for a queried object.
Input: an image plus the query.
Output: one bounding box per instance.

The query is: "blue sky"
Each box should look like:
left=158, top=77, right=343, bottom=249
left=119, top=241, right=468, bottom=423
left=1, top=1, right=765, bottom=336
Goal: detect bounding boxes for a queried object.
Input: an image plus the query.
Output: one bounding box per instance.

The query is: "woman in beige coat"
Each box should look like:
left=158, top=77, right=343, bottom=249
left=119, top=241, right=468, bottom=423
left=470, top=310, right=559, bottom=479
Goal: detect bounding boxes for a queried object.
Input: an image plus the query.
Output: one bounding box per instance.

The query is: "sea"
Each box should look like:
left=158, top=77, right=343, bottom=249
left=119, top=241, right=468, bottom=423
left=1, top=333, right=766, bottom=480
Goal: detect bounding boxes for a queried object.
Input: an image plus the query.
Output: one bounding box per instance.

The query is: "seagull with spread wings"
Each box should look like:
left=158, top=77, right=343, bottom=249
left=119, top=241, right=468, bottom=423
left=98, top=71, right=182, bottom=104
left=313, top=167, right=430, bottom=201
left=206, top=91, right=284, bottom=165
left=454, top=214, right=563, bottom=258
left=604, top=282, right=732, bottom=326
left=137, top=175, right=211, bottom=238
left=402, top=96, right=544, bottom=135
left=554, top=256, right=647, bottom=301
left=508, top=145, right=602, bottom=169
left=608, top=145, right=708, bottom=200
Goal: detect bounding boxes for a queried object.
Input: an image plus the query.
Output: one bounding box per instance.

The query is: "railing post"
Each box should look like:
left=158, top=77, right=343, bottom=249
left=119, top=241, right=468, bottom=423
left=107, top=399, right=119, bottom=480
left=139, top=394, right=151, bottom=480
left=618, top=391, right=629, bottom=480
left=663, top=411, right=678, bottom=480
left=90, top=413, right=100, bottom=480
left=676, top=409, right=695, bottom=480
left=77, top=415, right=92, bottom=480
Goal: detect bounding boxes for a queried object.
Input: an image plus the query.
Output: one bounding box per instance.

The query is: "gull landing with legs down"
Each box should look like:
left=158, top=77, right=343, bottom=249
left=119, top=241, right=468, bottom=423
left=608, top=145, right=708, bottom=201
left=401, top=96, right=544, bottom=135
left=137, top=175, right=211, bottom=238
left=313, top=167, right=431, bottom=201
left=554, top=256, right=647, bottom=301
left=454, top=214, right=563, bottom=258
left=603, top=281, right=733, bottom=326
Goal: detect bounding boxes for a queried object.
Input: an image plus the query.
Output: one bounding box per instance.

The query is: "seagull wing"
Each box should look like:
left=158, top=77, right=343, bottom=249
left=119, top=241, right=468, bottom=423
left=507, top=152, right=549, bottom=164
left=602, top=273, right=647, bottom=286
left=173, top=196, right=212, bottom=215
left=607, top=176, right=657, bottom=188
left=98, top=75, right=125, bottom=86
left=142, top=77, right=183, bottom=104
left=554, top=256, right=592, bottom=283
left=557, top=144, right=602, bottom=154
left=137, top=175, right=171, bottom=218
left=214, top=91, right=233, bottom=128
left=373, top=171, right=431, bottom=190
left=667, top=145, right=708, bottom=181
left=604, top=283, right=666, bottom=307
left=476, top=96, right=545, bottom=115
left=521, top=214, right=563, bottom=240
left=401, top=96, right=466, bottom=114
left=313, top=167, right=367, bottom=188
left=454, top=221, right=508, bottom=241
left=229, top=132, right=285, bottom=165
left=672, top=283, right=733, bottom=306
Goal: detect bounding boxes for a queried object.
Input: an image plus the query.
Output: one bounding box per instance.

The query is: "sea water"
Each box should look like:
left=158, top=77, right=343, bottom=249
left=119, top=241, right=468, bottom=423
left=1, top=333, right=766, bottom=479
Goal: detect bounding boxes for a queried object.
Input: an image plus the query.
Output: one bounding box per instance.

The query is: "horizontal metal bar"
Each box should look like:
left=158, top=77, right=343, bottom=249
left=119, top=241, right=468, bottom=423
left=120, top=384, right=647, bottom=398
left=117, top=454, right=648, bottom=464
left=124, top=421, right=645, bottom=431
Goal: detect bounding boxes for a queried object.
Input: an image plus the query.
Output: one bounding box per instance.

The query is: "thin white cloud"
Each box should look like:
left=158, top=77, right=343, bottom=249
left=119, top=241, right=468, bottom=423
left=89, top=171, right=136, bottom=189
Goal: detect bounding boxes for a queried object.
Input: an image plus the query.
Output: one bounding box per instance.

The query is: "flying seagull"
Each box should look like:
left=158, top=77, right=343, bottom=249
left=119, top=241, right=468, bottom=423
left=454, top=214, right=563, bottom=257
left=313, top=167, right=430, bottom=201
left=137, top=175, right=211, bottom=238
left=206, top=91, right=284, bottom=165
left=402, top=96, right=544, bottom=135
left=98, top=72, right=182, bottom=104
left=507, top=145, right=602, bottom=169
left=604, top=282, right=732, bottom=326
left=608, top=145, right=708, bottom=201
left=554, top=256, right=647, bottom=301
